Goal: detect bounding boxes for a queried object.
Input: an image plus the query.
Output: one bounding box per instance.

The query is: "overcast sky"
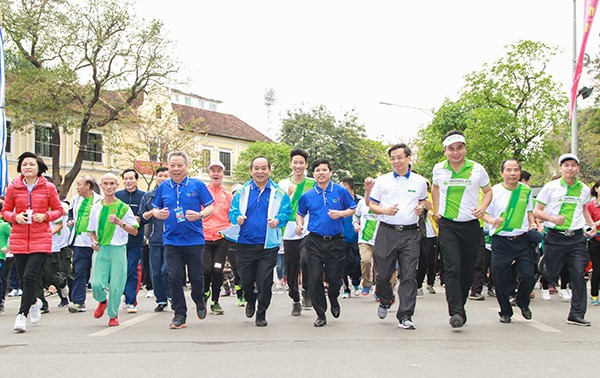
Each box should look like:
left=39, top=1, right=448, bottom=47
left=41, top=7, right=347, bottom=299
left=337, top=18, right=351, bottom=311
left=136, top=0, right=600, bottom=144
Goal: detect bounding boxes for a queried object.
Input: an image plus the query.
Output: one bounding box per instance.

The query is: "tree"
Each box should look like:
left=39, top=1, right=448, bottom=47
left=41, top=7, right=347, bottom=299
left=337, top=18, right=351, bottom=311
left=233, top=141, right=292, bottom=184
left=2, top=0, right=177, bottom=196
left=279, top=105, right=389, bottom=184
left=414, top=40, right=568, bottom=184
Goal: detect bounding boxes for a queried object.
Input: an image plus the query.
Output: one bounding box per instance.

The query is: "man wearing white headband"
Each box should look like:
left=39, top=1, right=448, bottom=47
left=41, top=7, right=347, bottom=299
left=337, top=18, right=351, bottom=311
left=533, top=153, right=597, bottom=326
left=432, top=130, right=492, bottom=329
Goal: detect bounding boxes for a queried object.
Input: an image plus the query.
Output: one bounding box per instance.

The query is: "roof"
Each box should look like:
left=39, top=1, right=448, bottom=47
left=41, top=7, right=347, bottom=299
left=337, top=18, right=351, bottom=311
left=172, top=103, right=271, bottom=142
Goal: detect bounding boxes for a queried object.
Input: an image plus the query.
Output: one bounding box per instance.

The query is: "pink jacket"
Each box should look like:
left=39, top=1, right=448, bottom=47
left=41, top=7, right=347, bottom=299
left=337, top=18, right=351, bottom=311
left=1, top=175, right=63, bottom=254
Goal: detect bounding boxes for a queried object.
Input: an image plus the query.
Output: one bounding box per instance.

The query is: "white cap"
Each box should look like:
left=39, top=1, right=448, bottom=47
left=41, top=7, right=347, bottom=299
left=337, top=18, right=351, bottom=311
left=442, top=134, right=466, bottom=147
left=558, top=153, right=580, bottom=165
left=208, top=161, right=225, bottom=170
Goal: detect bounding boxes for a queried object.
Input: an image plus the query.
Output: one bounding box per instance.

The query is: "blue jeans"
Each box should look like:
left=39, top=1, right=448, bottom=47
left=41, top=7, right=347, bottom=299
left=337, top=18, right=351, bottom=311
left=165, top=244, right=205, bottom=318
left=124, top=245, right=142, bottom=305
left=72, top=246, right=94, bottom=305
left=276, top=253, right=285, bottom=280
left=149, top=245, right=171, bottom=304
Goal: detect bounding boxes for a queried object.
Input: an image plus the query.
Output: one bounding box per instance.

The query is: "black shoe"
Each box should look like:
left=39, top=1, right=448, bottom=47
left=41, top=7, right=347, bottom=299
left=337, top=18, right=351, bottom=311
left=331, top=305, right=340, bottom=318
left=154, top=303, right=168, bottom=312
left=169, top=314, right=187, bottom=329
left=245, top=303, right=256, bottom=318
left=196, top=300, right=207, bottom=320
left=449, top=313, right=464, bottom=328
left=520, top=306, right=532, bottom=320
left=291, top=302, right=302, bottom=316
left=567, top=316, right=591, bottom=326
left=255, top=319, right=268, bottom=327
left=499, top=314, right=512, bottom=323
left=58, top=298, right=69, bottom=308
left=41, top=307, right=50, bottom=314
left=314, top=316, right=327, bottom=327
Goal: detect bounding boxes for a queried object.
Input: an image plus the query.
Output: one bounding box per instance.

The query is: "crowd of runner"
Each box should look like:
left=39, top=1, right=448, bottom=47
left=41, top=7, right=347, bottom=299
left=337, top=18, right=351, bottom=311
left=1, top=129, right=599, bottom=332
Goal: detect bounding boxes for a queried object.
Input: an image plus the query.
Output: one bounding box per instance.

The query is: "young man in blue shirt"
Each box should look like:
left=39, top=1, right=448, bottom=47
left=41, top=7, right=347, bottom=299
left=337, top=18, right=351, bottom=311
left=152, top=151, right=214, bottom=329
left=228, top=156, right=291, bottom=327
left=297, top=159, right=356, bottom=327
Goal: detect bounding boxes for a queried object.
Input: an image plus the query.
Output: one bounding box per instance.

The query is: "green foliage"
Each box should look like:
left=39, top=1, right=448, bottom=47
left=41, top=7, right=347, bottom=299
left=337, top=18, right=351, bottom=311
left=233, top=142, right=293, bottom=184
left=414, top=40, right=568, bottom=184
left=279, top=105, right=390, bottom=186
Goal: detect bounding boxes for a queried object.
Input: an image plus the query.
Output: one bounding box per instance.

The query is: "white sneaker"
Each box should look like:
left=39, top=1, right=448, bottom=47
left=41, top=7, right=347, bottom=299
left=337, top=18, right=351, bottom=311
left=559, top=289, right=572, bottom=302
left=14, top=314, right=27, bottom=332
left=341, top=292, right=350, bottom=299
left=353, top=289, right=361, bottom=297
left=275, top=280, right=283, bottom=290
left=30, top=298, right=43, bottom=324
left=541, top=289, right=551, bottom=301
left=60, top=286, right=68, bottom=298
left=7, top=289, right=18, bottom=297
left=145, top=290, right=155, bottom=298
left=126, top=304, right=138, bottom=313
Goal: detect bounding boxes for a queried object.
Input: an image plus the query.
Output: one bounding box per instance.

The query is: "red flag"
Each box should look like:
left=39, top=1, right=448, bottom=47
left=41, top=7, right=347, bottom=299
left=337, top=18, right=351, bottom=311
left=570, top=0, right=599, bottom=119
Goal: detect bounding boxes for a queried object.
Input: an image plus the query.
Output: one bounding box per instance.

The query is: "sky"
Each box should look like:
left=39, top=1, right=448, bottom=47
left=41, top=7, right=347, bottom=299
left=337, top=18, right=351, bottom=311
left=136, top=0, right=600, bottom=144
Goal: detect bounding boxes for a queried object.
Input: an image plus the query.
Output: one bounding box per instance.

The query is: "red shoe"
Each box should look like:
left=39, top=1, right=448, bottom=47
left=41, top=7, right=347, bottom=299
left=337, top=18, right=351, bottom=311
left=530, top=292, right=536, bottom=300
left=108, top=317, right=119, bottom=327
left=94, top=301, right=108, bottom=319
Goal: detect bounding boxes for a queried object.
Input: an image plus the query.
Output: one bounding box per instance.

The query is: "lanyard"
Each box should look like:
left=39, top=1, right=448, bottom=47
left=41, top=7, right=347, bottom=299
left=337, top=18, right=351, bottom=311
left=24, top=177, right=39, bottom=209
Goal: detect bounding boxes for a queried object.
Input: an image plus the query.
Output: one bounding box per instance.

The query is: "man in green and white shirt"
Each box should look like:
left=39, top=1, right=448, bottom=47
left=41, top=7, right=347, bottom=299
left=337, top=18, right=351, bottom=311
left=534, top=153, right=597, bottom=326
left=483, top=159, right=536, bottom=324
left=353, top=178, right=377, bottom=295
left=432, top=130, right=492, bottom=329
left=88, top=173, right=140, bottom=327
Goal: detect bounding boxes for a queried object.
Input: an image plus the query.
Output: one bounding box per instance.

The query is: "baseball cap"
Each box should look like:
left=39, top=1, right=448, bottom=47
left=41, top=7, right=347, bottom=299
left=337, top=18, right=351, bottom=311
left=558, top=153, right=580, bottom=165
left=208, top=161, right=225, bottom=170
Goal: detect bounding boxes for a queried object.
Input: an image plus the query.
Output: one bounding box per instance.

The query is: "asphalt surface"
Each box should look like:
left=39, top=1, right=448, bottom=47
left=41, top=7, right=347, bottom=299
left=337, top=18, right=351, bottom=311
left=1, top=284, right=599, bottom=377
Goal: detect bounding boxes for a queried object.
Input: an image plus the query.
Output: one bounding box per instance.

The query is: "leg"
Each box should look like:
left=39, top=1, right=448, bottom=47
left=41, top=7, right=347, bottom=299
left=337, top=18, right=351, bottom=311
left=323, top=239, right=347, bottom=312
left=165, top=246, right=187, bottom=317
left=183, top=245, right=205, bottom=307
left=255, top=247, right=278, bottom=320
left=589, top=239, right=600, bottom=297
left=14, top=253, right=46, bottom=316
left=236, top=244, right=259, bottom=308
left=373, top=227, right=399, bottom=307
left=306, top=236, right=327, bottom=318
left=92, top=247, right=111, bottom=305
left=491, top=237, right=517, bottom=317
left=438, top=219, right=464, bottom=317
left=72, top=246, right=93, bottom=305
left=107, top=245, right=128, bottom=319
left=359, top=243, right=374, bottom=288
left=567, top=235, right=589, bottom=319
left=396, top=230, right=421, bottom=321
left=124, top=245, right=142, bottom=305
left=210, top=239, right=228, bottom=303
left=149, top=245, right=168, bottom=304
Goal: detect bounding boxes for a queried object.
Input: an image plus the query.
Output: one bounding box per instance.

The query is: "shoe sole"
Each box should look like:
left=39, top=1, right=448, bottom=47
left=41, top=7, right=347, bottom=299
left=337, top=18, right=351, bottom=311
left=14, top=327, right=26, bottom=333
left=567, top=319, right=591, bottom=326
left=169, top=323, right=188, bottom=329
left=68, top=307, right=86, bottom=313
left=399, top=323, right=416, bottom=330
left=450, top=314, right=464, bottom=328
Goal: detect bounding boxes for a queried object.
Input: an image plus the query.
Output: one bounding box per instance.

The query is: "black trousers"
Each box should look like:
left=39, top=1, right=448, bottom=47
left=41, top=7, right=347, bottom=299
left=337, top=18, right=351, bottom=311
left=283, top=238, right=309, bottom=303
left=305, top=234, right=346, bottom=318
left=203, top=238, right=229, bottom=302
left=491, top=235, right=535, bottom=317
left=542, top=230, right=589, bottom=318
left=438, top=218, right=481, bottom=318
left=417, top=237, right=438, bottom=288
left=14, top=253, right=47, bottom=316
left=236, top=244, right=278, bottom=321
left=470, top=231, right=489, bottom=295
left=588, top=238, right=600, bottom=297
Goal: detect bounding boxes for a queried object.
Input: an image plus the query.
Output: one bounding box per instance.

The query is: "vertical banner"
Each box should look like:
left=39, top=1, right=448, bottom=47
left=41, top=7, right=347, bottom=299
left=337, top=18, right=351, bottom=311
left=0, top=27, right=9, bottom=195
left=570, top=0, right=600, bottom=119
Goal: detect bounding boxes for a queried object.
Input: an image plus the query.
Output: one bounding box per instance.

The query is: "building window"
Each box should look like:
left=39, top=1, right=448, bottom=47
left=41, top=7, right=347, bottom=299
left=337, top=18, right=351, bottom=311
left=184, top=96, right=191, bottom=105
left=5, top=121, right=11, bottom=153
left=200, top=149, right=211, bottom=172
left=174, top=94, right=179, bottom=103
left=200, top=100, right=205, bottom=108
left=84, top=132, right=103, bottom=163
left=35, top=126, right=52, bottom=157
left=219, top=151, right=231, bottom=176
left=209, top=103, right=217, bottom=111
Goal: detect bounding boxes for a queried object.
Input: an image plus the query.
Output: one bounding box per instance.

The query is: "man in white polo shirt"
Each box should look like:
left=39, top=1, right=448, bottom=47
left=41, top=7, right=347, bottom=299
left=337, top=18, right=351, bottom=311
left=432, top=130, right=492, bottom=329
left=483, top=159, right=536, bottom=324
left=534, top=153, right=597, bottom=326
left=369, top=143, right=430, bottom=330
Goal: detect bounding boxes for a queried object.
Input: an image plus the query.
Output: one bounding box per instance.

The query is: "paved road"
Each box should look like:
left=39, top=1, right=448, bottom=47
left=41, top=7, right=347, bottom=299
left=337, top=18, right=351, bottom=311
left=1, top=285, right=599, bottom=377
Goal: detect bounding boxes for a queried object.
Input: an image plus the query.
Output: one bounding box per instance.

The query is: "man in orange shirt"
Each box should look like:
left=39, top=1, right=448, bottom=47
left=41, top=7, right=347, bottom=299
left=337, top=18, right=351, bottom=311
left=202, top=161, right=233, bottom=315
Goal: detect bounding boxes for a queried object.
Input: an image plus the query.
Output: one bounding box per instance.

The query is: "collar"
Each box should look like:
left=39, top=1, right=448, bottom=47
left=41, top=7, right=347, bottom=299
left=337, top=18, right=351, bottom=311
left=559, top=177, right=581, bottom=189
left=443, top=158, right=474, bottom=174
left=168, top=176, right=189, bottom=188
left=393, top=168, right=411, bottom=179
left=314, top=181, right=333, bottom=194
left=250, top=179, right=272, bottom=191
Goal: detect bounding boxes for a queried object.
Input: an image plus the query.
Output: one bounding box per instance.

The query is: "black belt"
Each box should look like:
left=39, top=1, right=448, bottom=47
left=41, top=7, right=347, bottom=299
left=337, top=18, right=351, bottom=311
left=380, top=222, right=419, bottom=232
left=492, top=233, right=527, bottom=241
left=310, top=233, right=343, bottom=241
left=548, top=228, right=582, bottom=237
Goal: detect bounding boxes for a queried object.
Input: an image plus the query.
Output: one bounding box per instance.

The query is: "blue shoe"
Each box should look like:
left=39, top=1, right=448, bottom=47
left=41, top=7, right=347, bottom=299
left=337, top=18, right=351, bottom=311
left=591, top=296, right=599, bottom=306
left=361, top=287, right=370, bottom=296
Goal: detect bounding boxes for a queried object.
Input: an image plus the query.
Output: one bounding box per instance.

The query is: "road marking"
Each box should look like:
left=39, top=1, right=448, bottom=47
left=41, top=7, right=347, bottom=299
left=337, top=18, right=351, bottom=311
left=488, top=308, right=561, bottom=333
left=90, top=313, right=159, bottom=337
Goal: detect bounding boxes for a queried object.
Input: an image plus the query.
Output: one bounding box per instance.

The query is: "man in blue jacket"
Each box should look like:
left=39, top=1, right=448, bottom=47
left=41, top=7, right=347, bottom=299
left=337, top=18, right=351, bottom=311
left=228, top=156, right=291, bottom=327
left=140, top=166, right=171, bottom=312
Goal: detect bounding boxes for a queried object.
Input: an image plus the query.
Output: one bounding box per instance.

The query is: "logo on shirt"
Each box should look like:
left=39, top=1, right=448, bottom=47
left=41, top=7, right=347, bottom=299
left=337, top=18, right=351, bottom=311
left=187, top=191, right=198, bottom=198
left=444, top=179, right=472, bottom=186
left=559, top=196, right=581, bottom=204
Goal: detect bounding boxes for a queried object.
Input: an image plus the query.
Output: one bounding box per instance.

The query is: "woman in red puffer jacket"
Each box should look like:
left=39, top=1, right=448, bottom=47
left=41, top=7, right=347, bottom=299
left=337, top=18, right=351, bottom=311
left=1, top=152, right=63, bottom=333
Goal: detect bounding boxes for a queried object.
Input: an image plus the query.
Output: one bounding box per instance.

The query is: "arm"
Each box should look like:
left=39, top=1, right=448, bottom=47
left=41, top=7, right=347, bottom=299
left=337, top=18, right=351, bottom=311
left=270, top=192, right=292, bottom=229
left=533, top=202, right=564, bottom=225
left=51, top=221, right=64, bottom=236
left=90, top=231, right=100, bottom=251
left=1, top=184, right=18, bottom=224
left=295, top=214, right=305, bottom=236
left=363, top=177, right=374, bottom=207
left=431, top=184, right=440, bottom=219
left=472, top=184, right=492, bottom=219
left=41, top=184, right=65, bottom=223
left=583, top=206, right=597, bottom=236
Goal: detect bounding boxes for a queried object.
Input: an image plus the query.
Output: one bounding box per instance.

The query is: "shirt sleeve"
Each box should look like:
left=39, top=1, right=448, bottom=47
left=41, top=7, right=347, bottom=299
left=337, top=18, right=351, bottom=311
left=417, top=178, right=428, bottom=201
left=341, top=188, right=357, bottom=210
left=432, top=165, right=441, bottom=187
left=370, top=179, right=382, bottom=204
left=478, top=165, right=491, bottom=188
left=199, top=182, right=215, bottom=208
left=526, top=189, right=534, bottom=212
left=536, top=184, right=551, bottom=206
left=152, top=185, right=163, bottom=209
left=297, top=194, right=307, bottom=216
left=87, top=204, right=99, bottom=233
left=123, top=207, right=140, bottom=228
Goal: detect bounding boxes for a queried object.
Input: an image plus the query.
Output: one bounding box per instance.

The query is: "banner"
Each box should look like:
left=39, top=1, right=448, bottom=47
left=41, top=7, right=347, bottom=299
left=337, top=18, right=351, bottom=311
left=570, top=0, right=600, bottom=119
left=0, top=27, right=9, bottom=195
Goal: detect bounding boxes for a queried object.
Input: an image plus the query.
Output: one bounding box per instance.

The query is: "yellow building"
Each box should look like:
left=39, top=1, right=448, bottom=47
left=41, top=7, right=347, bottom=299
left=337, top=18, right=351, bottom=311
left=4, top=85, right=270, bottom=197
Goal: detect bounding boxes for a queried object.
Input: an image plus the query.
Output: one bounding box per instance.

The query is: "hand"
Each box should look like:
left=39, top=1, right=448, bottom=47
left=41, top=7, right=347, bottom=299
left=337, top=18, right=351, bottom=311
left=414, top=204, right=424, bottom=216
left=435, top=212, right=442, bottom=220
left=472, top=207, right=485, bottom=219
left=185, top=210, right=202, bottom=221
left=328, top=210, right=343, bottom=220
left=237, top=215, right=247, bottom=226
left=354, top=225, right=360, bottom=233
left=135, top=216, right=141, bottom=224
left=91, top=241, right=100, bottom=251
left=267, top=218, right=279, bottom=229
left=295, top=224, right=304, bottom=236
left=585, top=224, right=597, bottom=237
left=553, top=215, right=566, bottom=226
left=15, top=213, right=28, bottom=225
left=490, top=217, right=504, bottom=228
left=386, top=204, right=399, bottom=216
left=108, top=214, right=120, bottom=225
left=67, top=220, right=74, bottom=228
left=154, top=208, right=170, bottom=220
left=364, top=177, right=375, bottom=191
left=32, top=213, right=47, bottom=223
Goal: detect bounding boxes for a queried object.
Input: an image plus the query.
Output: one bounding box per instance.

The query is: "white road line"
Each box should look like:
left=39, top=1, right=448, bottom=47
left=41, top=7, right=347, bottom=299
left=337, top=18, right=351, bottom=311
left=488, top=308, right=561, bottom=333
left=90, top=313, right=159, bottom=337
